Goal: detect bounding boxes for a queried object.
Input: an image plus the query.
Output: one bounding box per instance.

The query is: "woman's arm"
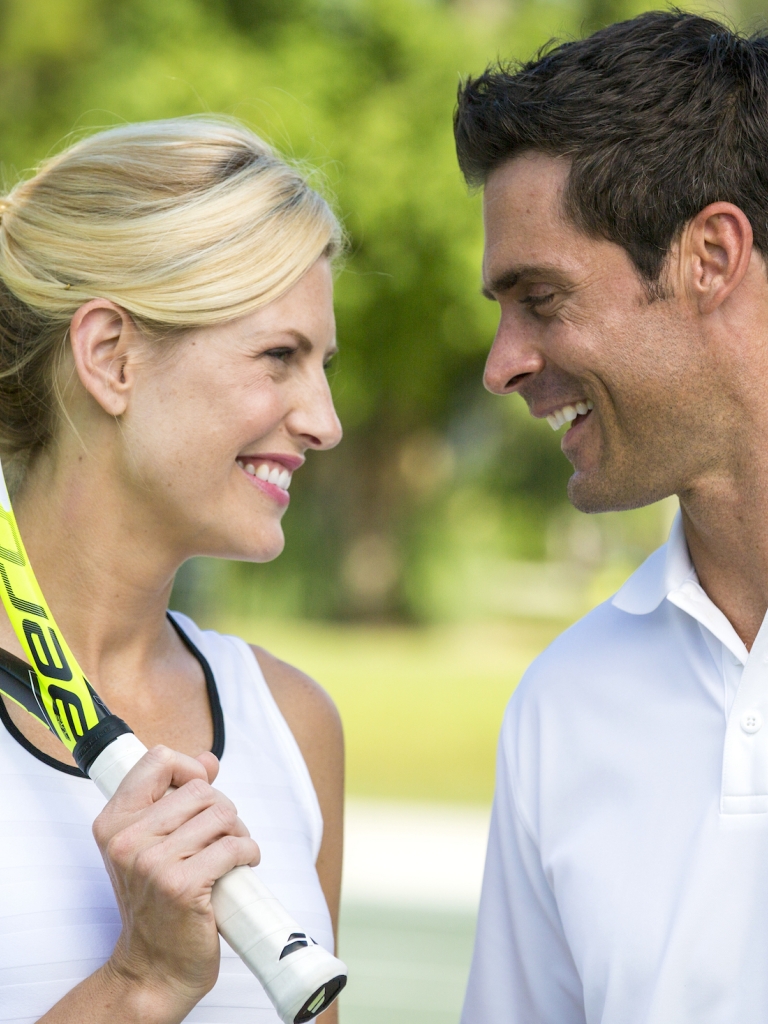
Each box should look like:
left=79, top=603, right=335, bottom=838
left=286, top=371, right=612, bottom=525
left=252, top=646, right=345, bottom=1023
left=39, top=747, right=260, bottom=1024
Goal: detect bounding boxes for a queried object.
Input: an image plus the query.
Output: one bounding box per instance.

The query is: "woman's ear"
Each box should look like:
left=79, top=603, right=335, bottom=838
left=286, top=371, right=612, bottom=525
left=68, top=300, right=141, bottom=417
left=681, top=202, right=753, bottom=315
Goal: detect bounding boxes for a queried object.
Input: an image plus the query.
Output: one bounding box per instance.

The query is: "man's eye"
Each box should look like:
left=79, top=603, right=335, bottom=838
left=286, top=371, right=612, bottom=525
left=521, top=293, right=556, bottom=313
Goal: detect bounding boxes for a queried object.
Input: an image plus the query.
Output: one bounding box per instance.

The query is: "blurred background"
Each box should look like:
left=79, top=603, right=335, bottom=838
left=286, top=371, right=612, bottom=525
left=0, top=0, right=754, bottom=1018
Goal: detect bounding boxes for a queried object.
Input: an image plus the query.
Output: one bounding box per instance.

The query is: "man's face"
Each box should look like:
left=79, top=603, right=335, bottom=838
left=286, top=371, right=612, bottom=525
left=482, top=153, right=723, bottom=513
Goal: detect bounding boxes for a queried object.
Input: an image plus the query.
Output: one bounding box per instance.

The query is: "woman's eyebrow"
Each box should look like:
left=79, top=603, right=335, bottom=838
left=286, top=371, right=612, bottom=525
left=283, top=329, right=312, bottom=350
left=251, top=327, right=313, bottom=349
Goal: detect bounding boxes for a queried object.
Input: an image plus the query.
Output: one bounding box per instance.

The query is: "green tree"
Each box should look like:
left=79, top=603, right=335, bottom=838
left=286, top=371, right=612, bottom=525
left=0, top=0, right=712, bottom=619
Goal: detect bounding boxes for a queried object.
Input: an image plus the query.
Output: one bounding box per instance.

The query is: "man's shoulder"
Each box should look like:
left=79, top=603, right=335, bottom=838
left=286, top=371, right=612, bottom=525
left=507, top=585, right=674, bottom=732
left=498, top=591, right=680, bottom=827
left=525, top=591, right=660, bottom=671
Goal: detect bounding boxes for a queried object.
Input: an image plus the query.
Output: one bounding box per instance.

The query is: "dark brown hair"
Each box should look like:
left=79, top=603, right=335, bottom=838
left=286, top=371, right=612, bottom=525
left=454, top=10, right=768, bottom=282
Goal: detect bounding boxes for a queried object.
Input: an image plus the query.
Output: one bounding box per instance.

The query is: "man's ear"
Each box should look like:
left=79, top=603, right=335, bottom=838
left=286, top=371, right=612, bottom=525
left=69, top=300, right=141, bottom=417
left=681, top=202, right=753, bottom=314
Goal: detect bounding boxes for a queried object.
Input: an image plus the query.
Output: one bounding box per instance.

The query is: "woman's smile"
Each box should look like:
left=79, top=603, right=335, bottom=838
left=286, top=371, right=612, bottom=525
left=235, top=453, right=304, bottom=507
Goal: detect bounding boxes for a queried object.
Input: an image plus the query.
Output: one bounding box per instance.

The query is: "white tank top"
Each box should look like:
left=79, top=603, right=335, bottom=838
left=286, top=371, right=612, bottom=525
left=0, top=613, right=332, bottom=1024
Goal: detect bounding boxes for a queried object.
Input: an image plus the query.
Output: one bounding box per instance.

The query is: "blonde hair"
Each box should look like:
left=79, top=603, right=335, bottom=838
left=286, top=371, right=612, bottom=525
left=0, top=116, right=341, bottom=485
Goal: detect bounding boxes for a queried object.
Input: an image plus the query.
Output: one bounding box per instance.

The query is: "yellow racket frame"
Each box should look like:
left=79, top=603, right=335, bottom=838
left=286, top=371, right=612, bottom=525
left=0, top=465, right=101, bottom=750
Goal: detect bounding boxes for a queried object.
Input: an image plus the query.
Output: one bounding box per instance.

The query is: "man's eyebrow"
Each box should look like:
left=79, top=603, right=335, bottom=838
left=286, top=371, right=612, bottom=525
left=481, top=264, right=567, bottom=300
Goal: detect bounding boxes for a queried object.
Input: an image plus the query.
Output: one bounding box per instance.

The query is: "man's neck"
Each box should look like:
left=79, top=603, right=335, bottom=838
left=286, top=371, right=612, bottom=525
left=680, top=473, right=768, bottom=650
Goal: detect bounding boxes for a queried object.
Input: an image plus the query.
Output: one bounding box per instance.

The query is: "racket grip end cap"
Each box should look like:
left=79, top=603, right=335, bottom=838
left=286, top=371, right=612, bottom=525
left=212, top=866, right=347, bottom=1023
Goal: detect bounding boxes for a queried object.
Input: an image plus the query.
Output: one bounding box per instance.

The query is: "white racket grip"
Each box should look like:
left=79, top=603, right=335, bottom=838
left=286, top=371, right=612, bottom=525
left=88, top=731, right=149, bottom=798
left=87, top=733, right=347, bottom=1023
left=211, top=866, right=347, bottom=1023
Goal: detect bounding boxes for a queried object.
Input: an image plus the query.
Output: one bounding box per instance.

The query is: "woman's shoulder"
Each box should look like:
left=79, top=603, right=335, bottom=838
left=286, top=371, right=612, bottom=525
left=249, top=644, right=343, bottom=934
left=249, top=643, right=343, bottom=785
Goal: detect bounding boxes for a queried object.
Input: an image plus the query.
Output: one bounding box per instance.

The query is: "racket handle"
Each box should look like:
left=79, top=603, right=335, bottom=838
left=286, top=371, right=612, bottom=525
left=88, top=731, right=347, bottom=1023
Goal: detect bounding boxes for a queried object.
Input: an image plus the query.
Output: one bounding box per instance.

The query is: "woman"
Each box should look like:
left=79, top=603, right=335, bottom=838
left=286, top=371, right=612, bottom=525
left=0, top=118, right=344, bottom=1023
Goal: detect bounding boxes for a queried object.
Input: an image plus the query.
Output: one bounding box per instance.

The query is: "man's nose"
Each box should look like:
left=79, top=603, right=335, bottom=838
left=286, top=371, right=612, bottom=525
left=483, top=321, right=546, bottom=395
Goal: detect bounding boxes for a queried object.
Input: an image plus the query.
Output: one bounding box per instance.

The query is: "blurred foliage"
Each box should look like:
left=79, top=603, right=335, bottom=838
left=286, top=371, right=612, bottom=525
left=219, top=614, right=568, bottom=802
left=0, top=0, right=745, bottom=620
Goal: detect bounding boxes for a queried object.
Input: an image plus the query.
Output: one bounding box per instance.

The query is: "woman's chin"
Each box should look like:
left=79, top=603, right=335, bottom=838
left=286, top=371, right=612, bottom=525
left=239, top=530, right=286, bottom=564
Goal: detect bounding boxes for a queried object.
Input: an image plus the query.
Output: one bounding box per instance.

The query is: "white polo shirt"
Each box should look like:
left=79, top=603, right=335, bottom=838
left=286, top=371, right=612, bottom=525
left=462, top=515, right=768, bottom=1024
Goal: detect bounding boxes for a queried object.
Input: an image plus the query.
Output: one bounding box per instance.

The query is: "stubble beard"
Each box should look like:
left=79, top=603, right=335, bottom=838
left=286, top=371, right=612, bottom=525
left=565, top=429, right=680, bottom=514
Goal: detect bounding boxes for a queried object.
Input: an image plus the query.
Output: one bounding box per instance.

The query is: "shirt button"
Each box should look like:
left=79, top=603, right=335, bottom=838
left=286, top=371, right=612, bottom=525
left=741, top=710, right=763, bottom=734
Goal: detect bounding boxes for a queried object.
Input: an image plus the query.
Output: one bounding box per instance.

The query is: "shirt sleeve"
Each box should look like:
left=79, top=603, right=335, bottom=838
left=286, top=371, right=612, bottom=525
left=461, top=725, right=586, bottom=1024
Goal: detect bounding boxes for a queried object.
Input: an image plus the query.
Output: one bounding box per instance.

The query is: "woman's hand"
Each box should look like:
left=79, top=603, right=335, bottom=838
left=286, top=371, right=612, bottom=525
left=92, top=745, right=260, bottom=1021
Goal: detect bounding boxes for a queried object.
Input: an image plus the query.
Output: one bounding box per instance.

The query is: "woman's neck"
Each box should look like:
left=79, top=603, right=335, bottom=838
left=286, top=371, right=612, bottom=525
left=2, top=446, right=184, bottom=704
left=0, top=444, right=216, bottom=758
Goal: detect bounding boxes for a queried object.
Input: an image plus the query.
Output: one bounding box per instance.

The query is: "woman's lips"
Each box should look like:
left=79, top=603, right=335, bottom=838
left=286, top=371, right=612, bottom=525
left=236, top=457, right=293, bottom=507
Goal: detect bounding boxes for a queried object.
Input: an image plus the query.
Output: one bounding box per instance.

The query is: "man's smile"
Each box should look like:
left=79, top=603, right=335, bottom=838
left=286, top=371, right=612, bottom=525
left=545, top=400, right=594, bottom=430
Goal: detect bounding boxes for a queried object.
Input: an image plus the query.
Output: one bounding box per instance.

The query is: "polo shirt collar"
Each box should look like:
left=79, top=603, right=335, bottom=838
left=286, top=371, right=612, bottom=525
left=612, top=510, right=749, bottom=665
left=612, top=512, right=694, bottom=615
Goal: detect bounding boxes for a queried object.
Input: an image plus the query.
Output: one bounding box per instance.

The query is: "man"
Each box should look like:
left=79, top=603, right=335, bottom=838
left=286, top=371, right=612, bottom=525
left=454, top=12, right=768, bottom=1023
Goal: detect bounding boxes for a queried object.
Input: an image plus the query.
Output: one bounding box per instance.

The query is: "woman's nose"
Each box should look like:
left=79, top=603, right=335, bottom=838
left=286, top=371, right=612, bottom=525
left=289, top=372, right=343, bottom=451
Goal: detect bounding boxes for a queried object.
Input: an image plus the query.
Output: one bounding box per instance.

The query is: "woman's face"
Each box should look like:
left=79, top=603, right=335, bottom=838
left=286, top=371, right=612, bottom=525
left=120, top=257, right=342, bottom=563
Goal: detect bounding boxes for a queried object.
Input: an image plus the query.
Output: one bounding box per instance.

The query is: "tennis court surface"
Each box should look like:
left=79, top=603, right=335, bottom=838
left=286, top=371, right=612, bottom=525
left=338, top=800, right=490, bottom=1023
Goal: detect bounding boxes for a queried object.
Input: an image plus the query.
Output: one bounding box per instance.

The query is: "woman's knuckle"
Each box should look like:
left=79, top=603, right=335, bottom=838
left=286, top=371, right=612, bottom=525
left=92, top=816, right=109, bottom=845
left=105, top=831, right=133, bottom=865
left=219, top=834, right=241, bottom=858
left=217, top=793, right=237, bottom=815
left=212, top=802, right=237, bottom=830
left=133, top=845, right=160, bottom=878
left=146, top=744, right=173, bottom=764
left=185, top=777, right=211, bottom=801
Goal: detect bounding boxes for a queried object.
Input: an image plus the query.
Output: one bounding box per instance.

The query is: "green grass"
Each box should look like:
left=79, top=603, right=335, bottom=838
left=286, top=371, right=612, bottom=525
left=210, top=617, right=569, bottom=804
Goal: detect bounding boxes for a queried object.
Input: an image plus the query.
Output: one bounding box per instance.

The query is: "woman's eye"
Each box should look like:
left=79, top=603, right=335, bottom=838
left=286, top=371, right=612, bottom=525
left=264, top=347, right=296, bottom=361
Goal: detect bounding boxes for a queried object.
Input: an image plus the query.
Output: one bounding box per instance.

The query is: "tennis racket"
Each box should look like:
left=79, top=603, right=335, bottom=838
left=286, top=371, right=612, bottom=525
left=0, top=459, right=346, bottom=1024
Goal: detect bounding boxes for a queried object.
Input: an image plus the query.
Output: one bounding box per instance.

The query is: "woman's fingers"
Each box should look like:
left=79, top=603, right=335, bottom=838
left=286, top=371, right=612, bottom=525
left=196, top=750, right=220, bottom=784
left=109, top=745, right=214, bottom=811
left=95, top=744, right=258, bottom=882
left=94, top=748, right=236, bottom=861
left=90, top=743, right=258, bottom=1010
left=184, top=832, right=262, bottom=884
left=126, top=776, right=239, bottom=839
left=154, top=797, right=258, bottom=862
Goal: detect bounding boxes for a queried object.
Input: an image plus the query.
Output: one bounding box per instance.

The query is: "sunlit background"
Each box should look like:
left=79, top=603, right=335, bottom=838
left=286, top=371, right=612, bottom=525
left=1, top=0, right=756, bottom=1018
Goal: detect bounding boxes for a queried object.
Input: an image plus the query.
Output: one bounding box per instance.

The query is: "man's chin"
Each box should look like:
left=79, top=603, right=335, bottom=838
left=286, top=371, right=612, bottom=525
left=566, top=469, right=663, bottom=514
